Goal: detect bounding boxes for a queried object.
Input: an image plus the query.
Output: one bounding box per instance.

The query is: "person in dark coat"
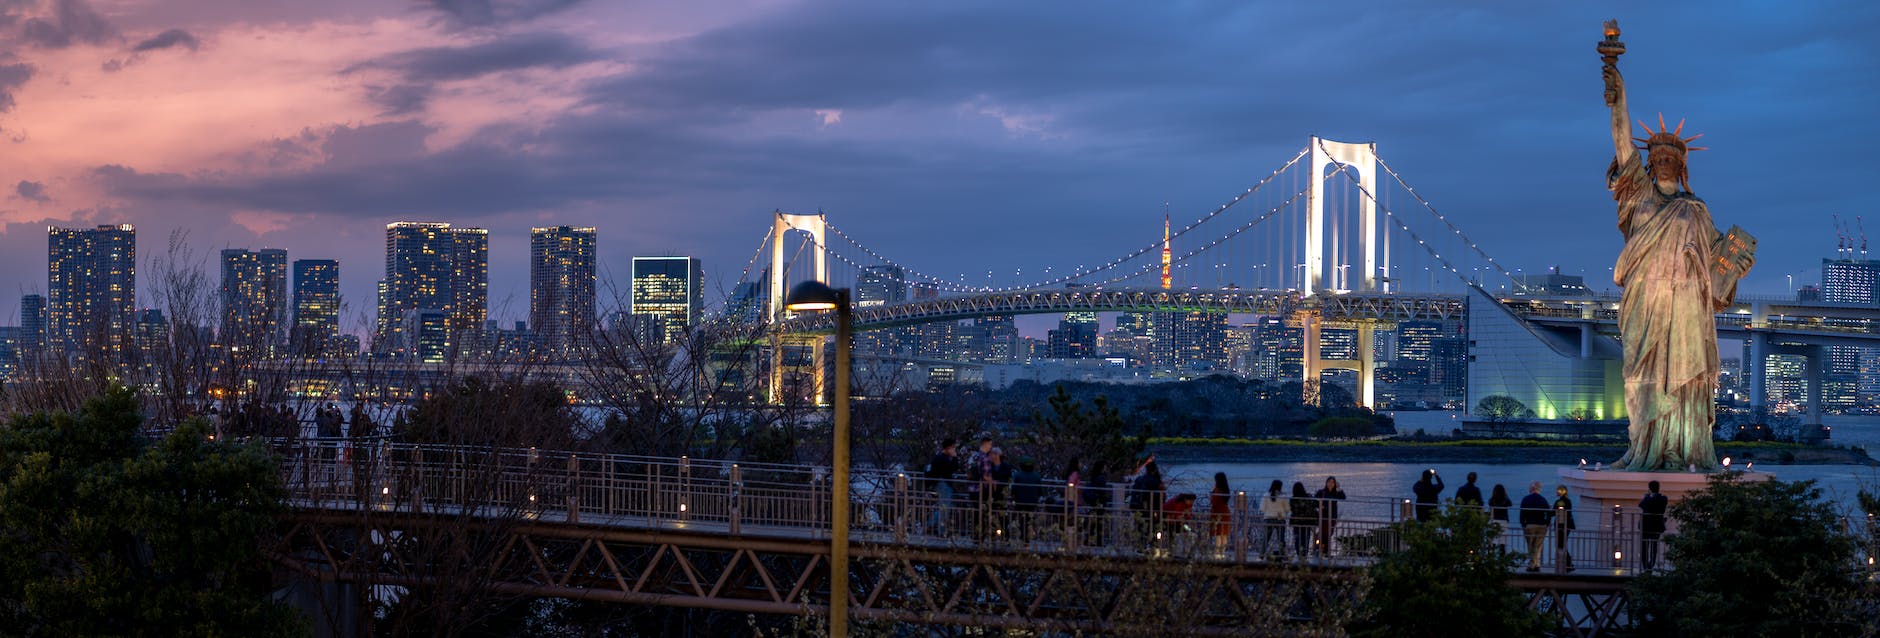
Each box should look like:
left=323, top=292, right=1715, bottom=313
left=1552, top=485, right=1577, bottom=573
left=924, top=439, right=960, bottom=535
left=1518, top=481, right=1552, bottom=572
left=1082, top=462, right=1112, bottom=546
left=1289, top=482, right=1319, bottom=558
left=1639, top=480, right=1669, bottom=571
left=1454, top=471, right=1484, bottom=508
left=1129, top=459, right=1166, bottom=546
left=1412, top=469, right=1445, bottom=522
left=1314, top=476, right=1346, bottom=557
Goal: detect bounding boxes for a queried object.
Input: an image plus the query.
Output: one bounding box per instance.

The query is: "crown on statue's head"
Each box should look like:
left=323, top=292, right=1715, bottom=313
left=1633, top=113, right=1707, bottom=153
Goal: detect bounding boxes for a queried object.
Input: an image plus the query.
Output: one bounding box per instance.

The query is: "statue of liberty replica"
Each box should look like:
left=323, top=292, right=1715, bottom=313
left=1599, top=20, right=1756, bottom=471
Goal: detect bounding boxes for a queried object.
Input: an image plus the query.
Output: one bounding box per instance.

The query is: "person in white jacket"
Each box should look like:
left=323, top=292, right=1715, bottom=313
left=1259, top=479, right=1288, bottom=559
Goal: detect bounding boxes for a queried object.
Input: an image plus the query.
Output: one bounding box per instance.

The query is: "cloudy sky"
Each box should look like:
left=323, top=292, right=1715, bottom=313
left=1, top=0, right=1876, bottom=332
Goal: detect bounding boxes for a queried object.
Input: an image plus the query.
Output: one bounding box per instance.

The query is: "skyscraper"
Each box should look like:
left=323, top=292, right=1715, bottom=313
left=855, top=265, right=908, bottom=356
left=48, top=224, right=136, bottom=358
left=727, top=279, right=766, bottom=324
left=631, top=256, right=703, bottom=345
left=529, top=227, right=597, bottom=357
left=292, top=259, right=340, bottom=356
left=856, top=265, right=907, bottom=307
left=19, top=293, right=45, bottom=353
left=1819, top=257, right=1880, bottom=409
left=378, top=222, right=488, bottom=356
left=220, top=248, right=289, bottom=353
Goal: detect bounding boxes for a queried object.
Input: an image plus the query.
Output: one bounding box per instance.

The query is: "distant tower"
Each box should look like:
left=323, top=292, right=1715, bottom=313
left=292, top=259, right=340, bottom=356
left=19, top=294, right=45, bottom=352
left=48, top=224, right=137, bottom=358
left=220, top=248, right=290, bottom=354
left=378, top=222, right=488, bottom=356
left=630, top=256, right=704, bottom=346
left=530, top=226, right=597, bottom=356
left=1160, top=210, right=1172, bottom=290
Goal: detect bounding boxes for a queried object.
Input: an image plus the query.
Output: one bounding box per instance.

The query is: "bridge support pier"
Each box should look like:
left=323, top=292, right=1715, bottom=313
left=1298, top=309, right=1377, bottom=409
left=1748, top=330, right=1768, bottom=419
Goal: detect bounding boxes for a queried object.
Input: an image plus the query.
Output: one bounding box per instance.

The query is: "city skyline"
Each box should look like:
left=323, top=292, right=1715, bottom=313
left=0, top=2, right=1877, bottom=336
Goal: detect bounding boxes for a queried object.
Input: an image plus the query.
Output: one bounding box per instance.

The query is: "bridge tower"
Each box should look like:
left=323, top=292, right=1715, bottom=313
left=1306, top=137, right=1382, bottom=295
left=1300, top=138, right=1383, bottom=408
left=769, top=211, right=831, bottom=403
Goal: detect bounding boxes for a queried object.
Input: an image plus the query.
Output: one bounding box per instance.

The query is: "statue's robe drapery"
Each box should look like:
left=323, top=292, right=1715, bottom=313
left=1608, top=151, right=1738, bottom=471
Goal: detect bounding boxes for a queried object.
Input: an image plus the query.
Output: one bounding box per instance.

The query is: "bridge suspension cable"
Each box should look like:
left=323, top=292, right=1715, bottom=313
left=1375, top=155, right=1520, bottom=287
left=815, top=146, right=1311, bottom=293
left=1315, top=138, right=1503, bottom=292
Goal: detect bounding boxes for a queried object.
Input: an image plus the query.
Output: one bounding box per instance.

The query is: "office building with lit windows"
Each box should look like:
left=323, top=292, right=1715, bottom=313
left=1820, top=257, right=1880, bottom=409
left=220, top=248, right=289, bottom=353
left=292, top=259, right=340, bottom=356
left=377, top=222, right=488, bottom=357
left=530, top=226, right=597, bottom=356
left=48, top=224, right=136, bottom=358
left=630, top=256, right=703, bottom=346
left=19, top=294, right=45, bottom=353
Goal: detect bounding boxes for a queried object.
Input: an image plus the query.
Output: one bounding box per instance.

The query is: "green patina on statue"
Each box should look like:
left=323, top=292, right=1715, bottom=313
left=1599, top=20, right=1756, bottom=471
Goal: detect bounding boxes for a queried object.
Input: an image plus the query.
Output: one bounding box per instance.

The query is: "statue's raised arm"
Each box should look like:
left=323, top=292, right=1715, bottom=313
left=1599, top=20, right=1631, bottom=164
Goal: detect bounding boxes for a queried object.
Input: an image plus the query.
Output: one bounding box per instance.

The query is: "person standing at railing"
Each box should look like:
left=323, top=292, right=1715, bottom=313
left=1082, top=461, right=1112, bottom=547
left=1128, top=459, right=1166, bottom=549
left=1412, top=469, right=1445, bottom=522
left=1519, top=481, right=1552, bottom=572
left=1314, top=476, right=1345, bottom=558
left=980, top=448, right=1012, bottom=542
left=1289, top=482, right=1319, bottom=560
left=964, top=435, right=994, bottom=539
left=1455, top=472, right=1484, bottom=509
left=1553, top=485, right=1577, bottom=573
left=1060, top=456, right=1083, bottom=533
left=1639, top=480, right=1668, bottom=572
left=1162, top=493, right=1197, bottom=554
left=1488, top=484, right=1514, bottom=549
left=1260, top=480, right=1288, bottom=560
left=1010, top=458, right=1043, bottom=544
left=1209, top=473, right=1233, bottom=555
left=924, top=439, right=961, bottom=535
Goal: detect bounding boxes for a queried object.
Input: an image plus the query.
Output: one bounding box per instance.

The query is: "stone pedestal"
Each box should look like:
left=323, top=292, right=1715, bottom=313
left=1558, top=467, right=1772, bottom=530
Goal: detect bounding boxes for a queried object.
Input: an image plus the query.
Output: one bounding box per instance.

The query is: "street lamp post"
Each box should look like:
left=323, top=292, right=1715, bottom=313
left=784, top=280, right=851, bottom=636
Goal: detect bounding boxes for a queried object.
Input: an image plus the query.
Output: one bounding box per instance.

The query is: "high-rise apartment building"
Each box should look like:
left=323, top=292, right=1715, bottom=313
left=970, top=314, right=1019, bottom=364
left=220, top=248, right=289, bottom=353
left=856, top=266, right=907, bottom=307
left=0, top=327, right=19, bottom=380
left=19, top=294, right=45, bottom=353
left=292, top=259, right=340, bottom=356
left=1821, top=258, right=1880, bottom=305
left=48, top=225, right=136, bottom=358
left=630, top=256, right=703, bottom=345
left=529, top=226, right=597, bottom=356
left=378, top=222, right=488, bottom=356
left=1819, top=257, right=1880, bottom=409
left=727, top=280, right=766, bottom=324
left=1047, top=311, right=1099, bottom=359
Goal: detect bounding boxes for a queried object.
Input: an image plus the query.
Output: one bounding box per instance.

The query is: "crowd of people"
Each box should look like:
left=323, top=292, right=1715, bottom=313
left=916, top=437, right=1673, bottom=572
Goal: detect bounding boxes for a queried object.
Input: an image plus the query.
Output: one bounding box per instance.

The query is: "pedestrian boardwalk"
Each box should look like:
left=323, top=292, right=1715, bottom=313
left=274, top=440, right=1643, bottom=635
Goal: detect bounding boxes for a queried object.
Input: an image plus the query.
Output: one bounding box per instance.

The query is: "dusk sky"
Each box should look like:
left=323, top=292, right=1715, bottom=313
left=2, top=0, right=1876, bottom=333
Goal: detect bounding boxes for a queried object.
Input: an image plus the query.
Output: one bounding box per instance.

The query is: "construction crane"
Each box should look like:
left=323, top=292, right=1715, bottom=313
left=1859, top=216, right=1869, bottom=259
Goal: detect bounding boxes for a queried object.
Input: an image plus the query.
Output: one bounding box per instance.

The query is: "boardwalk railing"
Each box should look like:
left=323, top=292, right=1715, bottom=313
left=275, top=440, right=1878, bottom=576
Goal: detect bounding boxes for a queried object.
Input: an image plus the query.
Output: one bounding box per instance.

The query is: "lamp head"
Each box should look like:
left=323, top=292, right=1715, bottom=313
left=784, top=280, right=844, bottom=311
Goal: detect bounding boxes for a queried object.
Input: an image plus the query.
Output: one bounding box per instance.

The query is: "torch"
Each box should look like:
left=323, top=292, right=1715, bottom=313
left=1599, top=20, right=1625, bottom=105
left=1598, top=20, right=1626, bottom=65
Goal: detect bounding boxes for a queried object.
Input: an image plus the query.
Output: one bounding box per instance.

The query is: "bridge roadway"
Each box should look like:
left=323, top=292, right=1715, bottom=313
left=776, top=286, right=1880, bottom=343
left=275, top=441, right=1636, bottom=635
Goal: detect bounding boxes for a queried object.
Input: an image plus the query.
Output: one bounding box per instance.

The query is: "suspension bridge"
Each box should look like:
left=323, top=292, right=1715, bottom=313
left=749, top=137, right=1880, bottom=424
